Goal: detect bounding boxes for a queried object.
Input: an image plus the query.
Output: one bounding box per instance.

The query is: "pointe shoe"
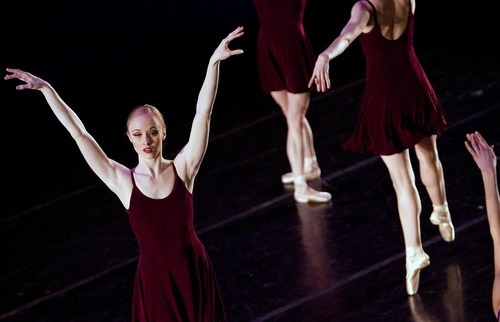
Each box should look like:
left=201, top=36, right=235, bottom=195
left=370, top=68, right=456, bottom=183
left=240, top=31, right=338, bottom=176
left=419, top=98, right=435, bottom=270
left=430, top=205, right=455, bottom=242
left=406, top=252, right=430, bottom=295
left=294, top=188, right=331, bottom=204
left=281, top=167, right=321, bottom=184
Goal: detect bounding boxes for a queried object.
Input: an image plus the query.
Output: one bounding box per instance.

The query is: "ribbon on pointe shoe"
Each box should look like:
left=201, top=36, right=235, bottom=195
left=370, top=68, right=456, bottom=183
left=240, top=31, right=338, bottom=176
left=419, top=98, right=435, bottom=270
left=429, top=203, right=455, bottom=242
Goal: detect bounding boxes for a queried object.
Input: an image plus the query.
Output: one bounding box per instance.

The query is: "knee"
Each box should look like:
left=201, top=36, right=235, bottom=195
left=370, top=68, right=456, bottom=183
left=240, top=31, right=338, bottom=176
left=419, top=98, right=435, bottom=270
left=389, top=172, right=416, bottom=193
left=420, top=153, right=440, bottom=170
left=286, top=113, right=304, bottom=128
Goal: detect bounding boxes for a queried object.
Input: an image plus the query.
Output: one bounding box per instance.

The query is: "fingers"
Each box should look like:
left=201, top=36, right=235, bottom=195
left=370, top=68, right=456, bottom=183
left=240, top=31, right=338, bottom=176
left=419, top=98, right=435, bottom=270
left=5, top=67, right=19, bottom=74
left=466, top=133, right=480, bottom=154
left=465, top=131, right=495, bottom=160
left=308, top=63, right=331, bottom=92
left=15, top=84, right=31, bottom=91
left=468, top=132, right=489, bottom=151
left=218, top=27, right=244, bottom=58
left=465, top=132, right=479, bottom=155
left=465, top=131, right=497, bottom=172
left=225, top=26, right=244, bottom=45
left=308, top=75, right=323, bottom=92
left=5, top=68, right=28, bottom=81
left=228, top=26, right=244, bottom=38
left=4, top=67, right=19, bottom=80
left=5, top=68, right=22, bottom=81
left=4, top=68, right=40, bottom=90
left=229, top=48, right=244, bottom=56
left=464, top=140, right=476, bottom=156
left=324, top=75, right=331, bottom=91
left=314, top=74, right=330, bottom=92
left=474, top=131, right=489, bottom=149
left=307, top=77, right=315, bottom=89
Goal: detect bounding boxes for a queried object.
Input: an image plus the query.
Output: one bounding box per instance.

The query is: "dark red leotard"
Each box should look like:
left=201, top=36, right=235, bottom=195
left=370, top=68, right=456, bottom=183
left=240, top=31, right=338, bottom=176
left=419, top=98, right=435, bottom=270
left=127, top=165, right=225, bottom=322
left=253, top=0, right=316, bottom=93
left=343, top=0, right=446, bottom=155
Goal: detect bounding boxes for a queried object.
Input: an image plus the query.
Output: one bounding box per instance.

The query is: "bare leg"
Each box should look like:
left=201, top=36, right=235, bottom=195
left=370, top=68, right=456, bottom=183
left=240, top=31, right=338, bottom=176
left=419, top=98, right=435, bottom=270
left=414, top=135, right=446, bottom=205
left=271, top=91, right=321, bottom=184
left=302, top=117, right=320, bottom=173
left=270, top=90, right=330, bottom=203
left=415, top=135, right=455, bottom=242
left=300, top=95, right=316, bottom=163
left=284, top=93, right=306, bottom=181
left=381, top=151, right=422, bottom=247
left=381, top=150, right=430, bottom=295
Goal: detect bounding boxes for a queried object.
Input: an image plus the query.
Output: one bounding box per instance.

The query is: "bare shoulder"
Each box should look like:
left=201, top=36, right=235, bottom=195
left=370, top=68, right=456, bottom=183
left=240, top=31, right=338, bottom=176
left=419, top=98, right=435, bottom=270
left=352, top=0, right=376, bottom=20
left=351, top=0, right=376, bottom=29
left=173, top=153, right=188, bottom=180
left=353, top=0, right=374, bottom=11
left=173, top=155, right=195, bottom=193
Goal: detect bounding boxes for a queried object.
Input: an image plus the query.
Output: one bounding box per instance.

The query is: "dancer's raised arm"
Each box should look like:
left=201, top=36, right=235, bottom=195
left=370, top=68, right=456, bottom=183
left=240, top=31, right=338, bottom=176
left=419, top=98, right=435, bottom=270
left=4, top=68, right=132, bottom=204
left=465, top=131, right=500, bottom=317
left=173, top=26, right=244, bottom=192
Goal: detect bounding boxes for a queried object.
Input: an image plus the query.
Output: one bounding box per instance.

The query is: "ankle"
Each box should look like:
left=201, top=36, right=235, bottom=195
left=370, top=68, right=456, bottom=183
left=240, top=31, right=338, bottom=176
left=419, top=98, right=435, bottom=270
left=432, top=202, right=449, bottom=213
left=294, top=176, right=307, bottom=192
left=406, top=246, right=424, bottom=259
left=304, top=156, right=317, bottom=172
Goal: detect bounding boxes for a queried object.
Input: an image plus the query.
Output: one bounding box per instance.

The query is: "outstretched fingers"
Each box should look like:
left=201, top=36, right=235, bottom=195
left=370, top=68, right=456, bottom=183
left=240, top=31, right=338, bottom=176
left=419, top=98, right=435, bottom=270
left=4, top=68, right=46, bottom=90
left=224, top=26, right=245, bottom=56
left=308, top=57, right=331, bottom=92
left=226, top=26, right=245, bottom=43
left=4, top=68, right=22, bottom=81
left=465, top=131, right=497, bottom=172
left=211, top=26, right=245, bottom=63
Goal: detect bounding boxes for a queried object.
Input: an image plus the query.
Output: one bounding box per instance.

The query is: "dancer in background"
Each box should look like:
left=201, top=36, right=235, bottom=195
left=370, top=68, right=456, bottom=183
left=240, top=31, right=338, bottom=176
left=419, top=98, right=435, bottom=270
left=253, top=0, right=331, bottom=203
left=5, top=26, right=245, bottom=322
left=465, top=131, right=500, bottom=319
left=308, top=0, right=455, bottom=295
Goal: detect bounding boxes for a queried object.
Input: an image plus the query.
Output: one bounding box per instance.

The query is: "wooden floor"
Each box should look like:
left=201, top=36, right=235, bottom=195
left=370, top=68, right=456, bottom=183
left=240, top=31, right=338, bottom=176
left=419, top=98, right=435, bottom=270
left=1, top=1, right=499, bottom=321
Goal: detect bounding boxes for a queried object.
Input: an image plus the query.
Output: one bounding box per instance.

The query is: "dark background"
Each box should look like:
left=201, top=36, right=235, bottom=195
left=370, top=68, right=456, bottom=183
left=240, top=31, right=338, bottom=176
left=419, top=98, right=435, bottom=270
left=2, top=0, right=493, bottom=142
left=2, top=0, right=495, bottom=219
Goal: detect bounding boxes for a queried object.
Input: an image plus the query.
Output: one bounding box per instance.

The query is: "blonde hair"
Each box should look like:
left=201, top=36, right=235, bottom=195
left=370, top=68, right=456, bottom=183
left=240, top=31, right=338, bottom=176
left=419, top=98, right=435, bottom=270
left=126, top=104, right=166, bottom=133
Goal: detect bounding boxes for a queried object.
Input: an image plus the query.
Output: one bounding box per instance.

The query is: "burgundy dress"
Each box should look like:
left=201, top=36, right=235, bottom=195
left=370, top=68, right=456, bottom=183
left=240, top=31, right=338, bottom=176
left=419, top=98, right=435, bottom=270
left=253, top=0, right=316, bottom=93
left=342, top=0, right=446, bottom=155
left=127, top=165, right=226, bottom=322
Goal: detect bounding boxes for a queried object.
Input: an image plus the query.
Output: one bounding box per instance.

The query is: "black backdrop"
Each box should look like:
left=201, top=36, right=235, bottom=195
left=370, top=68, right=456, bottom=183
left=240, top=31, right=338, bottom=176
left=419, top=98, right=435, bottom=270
left=1, top=0, right=496, bottom=219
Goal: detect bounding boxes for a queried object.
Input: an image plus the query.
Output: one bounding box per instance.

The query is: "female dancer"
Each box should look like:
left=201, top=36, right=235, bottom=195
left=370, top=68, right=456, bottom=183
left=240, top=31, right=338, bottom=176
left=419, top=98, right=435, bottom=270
left=253, top=0, right=331, bottom=203
left=5, top=27, right=244, bottom=321
left=308, top=0, right=455, bottom=295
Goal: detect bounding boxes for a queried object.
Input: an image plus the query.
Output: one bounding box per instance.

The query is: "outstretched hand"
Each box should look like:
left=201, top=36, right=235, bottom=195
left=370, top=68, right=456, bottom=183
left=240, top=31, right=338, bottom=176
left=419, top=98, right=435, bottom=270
left=465, top=131, right=497, bottom=172
left=210, top=26, right=244, bottom=64
left=4, top=68, right=49, bottom=90
left=308, top=54, right=331, bottom=92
